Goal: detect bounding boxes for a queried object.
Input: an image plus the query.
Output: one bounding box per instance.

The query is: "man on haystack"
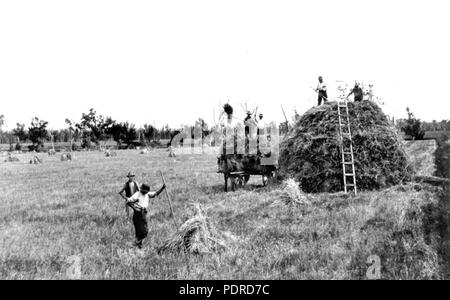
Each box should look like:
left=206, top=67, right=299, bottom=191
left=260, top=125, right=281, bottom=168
left=347, top=81, right=364, bottom=102
left=315, top=76, right=328, bottom=106
left=126, top=183, right=166, bottom=248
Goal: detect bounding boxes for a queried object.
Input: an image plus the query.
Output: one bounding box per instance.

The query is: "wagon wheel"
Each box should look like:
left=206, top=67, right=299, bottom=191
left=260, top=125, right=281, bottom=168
left=224, top=173, right=228, bottom=192
left=243, top=174, right=250, bottom=185
left=231, top=176, right=237, bottom=192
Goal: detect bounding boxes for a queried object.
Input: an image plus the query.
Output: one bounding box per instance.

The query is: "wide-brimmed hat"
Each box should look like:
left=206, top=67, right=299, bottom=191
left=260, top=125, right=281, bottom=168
left=140, top=184, right=150, bottom=193
left=126, top=171, right=135, bottom=178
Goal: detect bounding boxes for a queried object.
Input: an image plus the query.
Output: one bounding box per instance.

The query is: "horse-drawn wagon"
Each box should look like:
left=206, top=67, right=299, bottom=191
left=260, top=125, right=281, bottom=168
left=217, top=153, right=277, bottom=191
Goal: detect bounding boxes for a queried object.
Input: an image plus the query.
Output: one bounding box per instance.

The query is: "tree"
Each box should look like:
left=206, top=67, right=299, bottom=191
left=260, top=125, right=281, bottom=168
left=401, top=107, right=425, bottom=140
left=13, top=123, right=27, bottom=145
left=106, top=122, right=125, bottom=147
left=76, top=108, right=114, bottom=147
left=28, top=117, right=48, bottom=150
left=0, top=115, right=4, bottom=132
left=142, top=123, right=156, bottom=142
left=122, top=122, right=138, bottom=146
left=105, top=122, right=138, bottom=148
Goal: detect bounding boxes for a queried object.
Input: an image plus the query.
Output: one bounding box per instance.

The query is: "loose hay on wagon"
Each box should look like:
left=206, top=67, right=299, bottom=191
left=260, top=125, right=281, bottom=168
left=217, top=124, right=278, bottom=192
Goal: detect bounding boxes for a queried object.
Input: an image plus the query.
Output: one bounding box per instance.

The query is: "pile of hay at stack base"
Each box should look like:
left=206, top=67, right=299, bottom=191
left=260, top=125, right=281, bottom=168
left=279, top=101, right=413, bottom=193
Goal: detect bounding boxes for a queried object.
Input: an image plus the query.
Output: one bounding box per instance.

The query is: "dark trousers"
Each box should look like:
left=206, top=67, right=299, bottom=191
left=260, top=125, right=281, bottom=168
left=132, top=209, right=148, bottom=246
left=318, top=91, right=328, bottom=106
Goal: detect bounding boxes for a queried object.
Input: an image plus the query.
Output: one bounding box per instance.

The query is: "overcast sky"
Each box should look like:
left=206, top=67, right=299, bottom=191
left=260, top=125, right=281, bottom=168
left=0, top=0, right=449, bottom=130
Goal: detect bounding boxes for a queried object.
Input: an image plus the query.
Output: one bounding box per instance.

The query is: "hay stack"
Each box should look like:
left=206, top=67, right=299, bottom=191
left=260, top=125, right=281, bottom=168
left=157, top=205, right=229, bottom=255
left=279, top=101, right=413, bottom=193
left=60, top=153, right=72, bottom=161
left=4, top=154, right=19, bottom=162
left=105, top=150, right=117, bottom=157
left=276, top=178, right=310, bottom=206
left=29, top=156, right=42, bottom=164
left=48, top=149, right=56, bottom=156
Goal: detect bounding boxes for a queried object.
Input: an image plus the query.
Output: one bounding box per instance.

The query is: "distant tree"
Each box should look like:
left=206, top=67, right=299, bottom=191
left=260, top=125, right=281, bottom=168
left=76, top=108, right=114, bottom=147
left=401, top=107, right=425, bottom=140
left=122, top=122, right=138, bottom=146
left=28, top=117, right=48, bottom=150
left=105, top=122, right=138, bottom=147
left=12, top=123, right=28, bottom=146
left=0, top=114, right=4, bottom=132
left=142, top=123, right=156, bottom=142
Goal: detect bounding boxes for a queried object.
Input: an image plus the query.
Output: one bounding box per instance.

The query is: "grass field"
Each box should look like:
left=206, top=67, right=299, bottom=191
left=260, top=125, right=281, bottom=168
left=0, top=142, right=447, bottom=279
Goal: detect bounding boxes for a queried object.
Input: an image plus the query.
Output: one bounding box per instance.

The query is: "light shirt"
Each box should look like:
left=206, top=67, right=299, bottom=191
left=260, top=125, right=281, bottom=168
left=127, top=191, right=156, bottom=210
left=317, top=82, right=327, bottom=92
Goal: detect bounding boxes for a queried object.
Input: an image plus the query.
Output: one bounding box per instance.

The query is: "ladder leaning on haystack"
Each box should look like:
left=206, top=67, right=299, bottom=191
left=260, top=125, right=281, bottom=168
left=337, top=94, right=358, bottom=195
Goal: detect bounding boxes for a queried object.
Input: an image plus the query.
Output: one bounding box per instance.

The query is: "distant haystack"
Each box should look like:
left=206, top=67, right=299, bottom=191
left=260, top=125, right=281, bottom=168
left=140, top=148, right=149, bottom=154
left=5, top=154, right=19, bottom=162
left=29, top=156, right=42, bottom=164
left=157, top=204, right=233, bottom=255
left=279, top=101, right=413, bottom=193
left=105, top=150, right=117, bottom=157
left=60, top=153, right=72, bottom=161
left=48, top=149, right=56, bottom=156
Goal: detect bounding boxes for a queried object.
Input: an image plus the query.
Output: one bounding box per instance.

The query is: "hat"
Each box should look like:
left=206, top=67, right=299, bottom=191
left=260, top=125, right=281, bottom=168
left=126, top=171, right=135, bottom=178
left=259, top=113, right=263, bottom=116
left=139, top=184, right=150, bottom=193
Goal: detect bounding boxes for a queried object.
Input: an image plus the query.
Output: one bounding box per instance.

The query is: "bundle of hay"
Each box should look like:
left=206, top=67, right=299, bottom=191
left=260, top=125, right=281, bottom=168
left=279, top=101, right=413, bottom=193
left=4, top=154, right=19, bottom=162
left=48, top=149, right=56, bottom=156
left=167, top=146, right=176, bottom=157
left=29, top=156, right=42, bottom=164
left=157, top=205, right=229, bottom=255
left=105, top=150, right=117, bottom=157
left=60, top=153, right=72, bottom=161
left=273, top=178, right=311, bottom=206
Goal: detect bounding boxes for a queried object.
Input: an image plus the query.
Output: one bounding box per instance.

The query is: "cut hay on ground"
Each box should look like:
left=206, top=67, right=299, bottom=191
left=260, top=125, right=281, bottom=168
left=157, top=204, right=231, bottom=255
left=279, top=101, right=413, bottom=193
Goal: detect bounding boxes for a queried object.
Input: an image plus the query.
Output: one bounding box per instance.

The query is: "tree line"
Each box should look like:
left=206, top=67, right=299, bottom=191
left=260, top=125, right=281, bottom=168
left=0, top=109, right=203, bottom=151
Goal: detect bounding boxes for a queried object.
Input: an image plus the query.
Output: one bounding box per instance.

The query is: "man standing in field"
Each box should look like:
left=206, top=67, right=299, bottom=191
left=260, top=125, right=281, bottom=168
left=119, top=172, right=140, bottom=216
left=315, top=76, right=328, bottom=106
left=126, top=183, right=166, bottom=248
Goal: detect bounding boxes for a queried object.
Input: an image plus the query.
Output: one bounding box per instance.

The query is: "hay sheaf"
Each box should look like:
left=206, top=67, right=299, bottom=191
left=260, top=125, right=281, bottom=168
left=157, top=205, right=234, bottom=255
left=279, top=101, right=413, bottom=193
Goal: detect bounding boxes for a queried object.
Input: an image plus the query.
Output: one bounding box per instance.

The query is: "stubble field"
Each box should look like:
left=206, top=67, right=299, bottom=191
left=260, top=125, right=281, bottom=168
left=0, top=141, right=446, bottom=279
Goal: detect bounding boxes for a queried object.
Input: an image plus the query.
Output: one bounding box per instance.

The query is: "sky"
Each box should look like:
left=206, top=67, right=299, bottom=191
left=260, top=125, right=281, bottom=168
left=0, top=0, right=449, bottom=130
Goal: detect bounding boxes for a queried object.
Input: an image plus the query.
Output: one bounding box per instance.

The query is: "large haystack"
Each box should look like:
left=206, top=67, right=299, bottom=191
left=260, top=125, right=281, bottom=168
left=279, top=101, right=413, bottom=193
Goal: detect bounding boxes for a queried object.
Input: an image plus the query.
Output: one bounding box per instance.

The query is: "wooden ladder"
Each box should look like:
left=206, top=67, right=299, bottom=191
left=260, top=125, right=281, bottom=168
left=337, top=99, right=357, bottom=195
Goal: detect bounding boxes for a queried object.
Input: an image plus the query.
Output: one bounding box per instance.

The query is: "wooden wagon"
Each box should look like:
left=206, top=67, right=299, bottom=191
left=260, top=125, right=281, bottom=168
left=217, top=154, right=278, bottom=192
